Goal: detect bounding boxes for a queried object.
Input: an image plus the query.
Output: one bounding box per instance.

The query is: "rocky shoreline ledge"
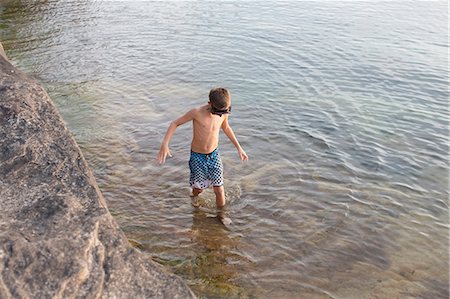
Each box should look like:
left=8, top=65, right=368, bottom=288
left=0, top=47, right=195, bottom=298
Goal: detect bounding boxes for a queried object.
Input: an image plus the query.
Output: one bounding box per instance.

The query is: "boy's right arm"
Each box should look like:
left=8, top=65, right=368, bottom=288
left=157, top=109, right=196, bottom=164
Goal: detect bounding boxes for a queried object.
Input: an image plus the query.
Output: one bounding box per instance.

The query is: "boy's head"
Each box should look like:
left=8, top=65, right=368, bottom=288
left=209, top=87, right=231, bottom=116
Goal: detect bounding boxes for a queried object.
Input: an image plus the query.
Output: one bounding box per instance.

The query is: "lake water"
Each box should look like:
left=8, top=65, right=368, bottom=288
left=1, top=1, right=448, bottom=298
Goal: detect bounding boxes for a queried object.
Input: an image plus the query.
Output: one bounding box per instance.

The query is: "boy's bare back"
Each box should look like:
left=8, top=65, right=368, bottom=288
left=191, top=104, right=227, bottom=154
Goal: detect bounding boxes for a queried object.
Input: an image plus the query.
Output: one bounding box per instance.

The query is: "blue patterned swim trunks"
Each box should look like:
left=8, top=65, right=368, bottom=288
left=189, top=148, right=224, bottom=189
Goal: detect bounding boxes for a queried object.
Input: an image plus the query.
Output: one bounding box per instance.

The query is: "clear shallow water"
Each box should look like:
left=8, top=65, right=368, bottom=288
left=1, top=1, right=448, bottom=298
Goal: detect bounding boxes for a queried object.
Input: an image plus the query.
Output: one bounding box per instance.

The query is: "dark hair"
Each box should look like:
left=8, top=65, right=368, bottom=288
left=209, top=87, right=231, bottom=109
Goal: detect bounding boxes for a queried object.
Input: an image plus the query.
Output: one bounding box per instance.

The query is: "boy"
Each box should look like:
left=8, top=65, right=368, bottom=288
left=157, top=87, right=248, bottom=209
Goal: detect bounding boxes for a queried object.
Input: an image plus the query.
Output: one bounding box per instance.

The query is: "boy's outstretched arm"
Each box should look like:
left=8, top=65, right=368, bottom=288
left=221, top=116, right=248, bottom=161
left=157, top=109, right=195, bottom=164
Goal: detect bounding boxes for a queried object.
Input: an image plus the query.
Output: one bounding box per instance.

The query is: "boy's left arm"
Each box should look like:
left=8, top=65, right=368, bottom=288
left=221, top=116, right=248, bottom=161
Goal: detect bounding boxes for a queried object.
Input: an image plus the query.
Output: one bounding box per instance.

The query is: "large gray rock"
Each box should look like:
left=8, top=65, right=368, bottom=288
left=0, top=51, right=196, bottom=298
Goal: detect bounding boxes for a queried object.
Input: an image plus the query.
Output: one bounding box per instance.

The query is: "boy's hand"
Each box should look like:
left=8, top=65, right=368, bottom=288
left=238, top=148, right=248, bottom=161
left=157, top=145, right=172, bottom=164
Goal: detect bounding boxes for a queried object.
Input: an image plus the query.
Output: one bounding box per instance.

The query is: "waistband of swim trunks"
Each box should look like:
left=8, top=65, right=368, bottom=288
left=191, top=148, right=219, bottom=156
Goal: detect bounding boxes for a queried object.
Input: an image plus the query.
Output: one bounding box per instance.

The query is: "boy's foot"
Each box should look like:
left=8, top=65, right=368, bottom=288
left=191, top=196, right=215, bottom=209
left=217, top=208, right=233, bottom=226
left=191, top=196, right=202, bottom=208
left=219, top=216, right=233, bottom=226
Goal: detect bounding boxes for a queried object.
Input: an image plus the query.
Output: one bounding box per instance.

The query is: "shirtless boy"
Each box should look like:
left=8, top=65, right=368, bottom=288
left=157, top=87, right=248, bottom=208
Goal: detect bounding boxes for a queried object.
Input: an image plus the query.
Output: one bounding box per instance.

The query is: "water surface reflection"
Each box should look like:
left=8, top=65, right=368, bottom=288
left=1, top=1, right=448, bottom=298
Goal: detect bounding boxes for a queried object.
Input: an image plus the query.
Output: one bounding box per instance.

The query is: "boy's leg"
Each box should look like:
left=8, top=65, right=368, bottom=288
left=192, top=188, right=203, bottom=196
left=213, top=186, right=225, bottom=208
left=215, top=186, right=232, bottom=225
left=210, top=150, right=225, bottom=208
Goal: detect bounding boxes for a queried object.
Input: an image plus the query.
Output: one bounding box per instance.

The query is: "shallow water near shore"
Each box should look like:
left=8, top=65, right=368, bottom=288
left=1, top=1, right=448, bottom=298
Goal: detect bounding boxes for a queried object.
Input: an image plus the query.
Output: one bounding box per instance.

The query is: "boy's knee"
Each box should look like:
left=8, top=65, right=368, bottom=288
left=192, top=188, right=203, bottom=196
left=213, top=186, right=224, bottom=195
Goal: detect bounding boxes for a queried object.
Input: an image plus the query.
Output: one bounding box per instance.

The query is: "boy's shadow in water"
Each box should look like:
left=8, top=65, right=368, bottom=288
left=188, top=209, right=241, bottom=292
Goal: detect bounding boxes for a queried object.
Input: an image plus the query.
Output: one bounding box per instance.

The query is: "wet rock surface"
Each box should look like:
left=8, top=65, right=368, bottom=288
left=0, top=43, right=6, bottom=60
left=0, top=52, right=195, bottom=298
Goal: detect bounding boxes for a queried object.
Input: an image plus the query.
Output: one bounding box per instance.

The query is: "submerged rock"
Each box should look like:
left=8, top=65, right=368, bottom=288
left=0, top=49, right=195, bottom=298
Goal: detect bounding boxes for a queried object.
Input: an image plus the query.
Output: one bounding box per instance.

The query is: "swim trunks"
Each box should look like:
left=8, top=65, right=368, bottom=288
left=189, top=148, right=223, bottom=189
